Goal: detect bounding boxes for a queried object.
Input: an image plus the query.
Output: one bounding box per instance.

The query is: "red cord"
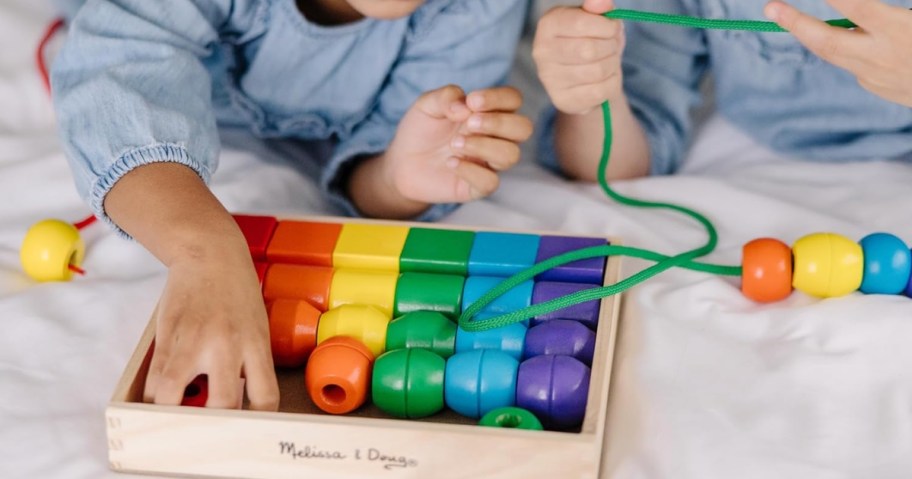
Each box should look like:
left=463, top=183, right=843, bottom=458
left=68, top=264, right=86, bottom=275
left=36, top=18, right=65, bottom=94
left=73, top=215, right=97, bottom=230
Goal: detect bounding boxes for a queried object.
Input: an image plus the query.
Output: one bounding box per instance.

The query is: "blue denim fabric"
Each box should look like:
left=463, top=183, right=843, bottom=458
left=538, top=0, right=912, bottom=176
left=50, top=0, right=527, bottom=235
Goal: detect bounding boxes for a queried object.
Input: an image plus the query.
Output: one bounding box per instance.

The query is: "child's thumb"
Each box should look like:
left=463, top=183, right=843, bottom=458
left=582, top=0, right=614, bottom=15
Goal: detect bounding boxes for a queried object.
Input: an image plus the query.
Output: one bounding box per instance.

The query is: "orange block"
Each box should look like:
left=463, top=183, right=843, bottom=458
left=266, top=221, right=342, bottom=266
left=262, top=263, right=334, bottom=311
left=268, top=299, right=321, bottom=368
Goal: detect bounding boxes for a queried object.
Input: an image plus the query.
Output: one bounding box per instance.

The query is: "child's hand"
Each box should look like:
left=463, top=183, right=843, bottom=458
left=533, top=0, right=625, bottom=115
left=143, top=253, right=279, bottom=411
left=766, top=0, right=912, bottom=107
left=349, top=85, right=533, bottom=218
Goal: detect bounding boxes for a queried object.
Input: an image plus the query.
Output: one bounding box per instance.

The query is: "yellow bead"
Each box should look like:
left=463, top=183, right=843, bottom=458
left=329, top=268, right=398, bottom=317
left=20, top=219, right=85, bottom=282
left=333, top=223, right=409, bottom=271
left=317, top=305, right=390, bottom=357
left=792, top=233, right=863, bottom=298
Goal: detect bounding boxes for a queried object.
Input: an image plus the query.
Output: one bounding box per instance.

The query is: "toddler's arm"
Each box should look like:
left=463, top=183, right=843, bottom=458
left=533, top=0, right=709, bottom=181
left=323, top=0, right=529, bottom=220
left=52, top=0, right=278, bottom=409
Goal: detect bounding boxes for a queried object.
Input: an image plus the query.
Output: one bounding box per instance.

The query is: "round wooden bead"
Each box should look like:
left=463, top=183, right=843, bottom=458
left=20, top=219, right=85, bottom=282
left=268, top=299, right=320, bottom=368
left=372, top=348, right=445, bottom=419
left=181, top=375, right=208, bottom=408
left=859, top=233, right=911, bottom=295
left=516, top=355, right=590, bottom=430
left=792, top=233, right=863, bottom=298
left=317, top=304, right=390, bottom=357
left=479, top=407, right=543, bottom=431
left=522, top=320, right=596, bottom=366
left=385, top=311, right=456, bottom=358
left=444, top=350, right=518, bottom=419
left=305, top=336, right=374, bottom=415
left=741, top=238, right=793, bottom=303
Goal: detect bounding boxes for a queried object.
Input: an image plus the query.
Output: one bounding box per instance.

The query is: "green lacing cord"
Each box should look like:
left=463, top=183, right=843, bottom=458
left=457, top=10, right=854, bottom=332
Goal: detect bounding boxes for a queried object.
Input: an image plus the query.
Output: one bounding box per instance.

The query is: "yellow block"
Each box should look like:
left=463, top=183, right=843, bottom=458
left=792, top=233, right=863, bottom=298
left=333, top=223, right=409, bottom=271
left=317, top=304, right=390, bottom=357
left=329, top=268, right=398, bottom=317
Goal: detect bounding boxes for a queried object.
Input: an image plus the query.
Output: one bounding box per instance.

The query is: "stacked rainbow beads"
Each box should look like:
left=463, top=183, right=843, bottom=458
left=743, top=233, right=912, bottom=303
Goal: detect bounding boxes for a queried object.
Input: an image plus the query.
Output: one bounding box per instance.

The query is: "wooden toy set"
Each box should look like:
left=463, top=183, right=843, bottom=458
left=104, top=215, right=623, bottom=479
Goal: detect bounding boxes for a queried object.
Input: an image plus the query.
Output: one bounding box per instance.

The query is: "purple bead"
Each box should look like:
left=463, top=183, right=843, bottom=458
left=516, top=355, right=590, bottom=430
left=523, top=320, right=595, bottom=365
left=531, top=281, right=601, bottom=330
left=906, top=249, right=912, bottom=296
left=535, top=236, right=607, bottom=284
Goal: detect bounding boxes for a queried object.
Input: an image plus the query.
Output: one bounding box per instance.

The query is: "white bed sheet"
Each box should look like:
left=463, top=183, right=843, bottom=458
left=2, top=2, right=912, bottom=478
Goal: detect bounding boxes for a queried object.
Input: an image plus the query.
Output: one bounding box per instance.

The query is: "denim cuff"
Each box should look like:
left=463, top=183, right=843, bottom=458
left=89, top=143, right=210, bottom=239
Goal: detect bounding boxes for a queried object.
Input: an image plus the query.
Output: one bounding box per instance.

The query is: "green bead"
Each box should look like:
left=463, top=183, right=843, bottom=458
left=386, top=311, right=456, bottom=358
left=478, top=407, right=544, bottom=431
left=394, top=272, right=464, bottom=318
left=372, top=349, right=445, bottom=419
left=400, top=228, right=474, bottom=275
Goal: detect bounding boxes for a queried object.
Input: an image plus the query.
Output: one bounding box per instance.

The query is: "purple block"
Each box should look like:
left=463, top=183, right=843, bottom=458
left=535, top=236, right=607, bottom=284
left=906, top=250, right=912, bottom=296
left=523, top=320, right=595, bottom=365
left=516, top=355, right=590, bottom=429
left=531, top=281, right=601, bottom=330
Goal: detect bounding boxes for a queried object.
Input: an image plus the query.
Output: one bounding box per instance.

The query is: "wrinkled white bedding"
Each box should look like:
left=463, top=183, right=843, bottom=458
left=2, top=2, right=911, bottom=478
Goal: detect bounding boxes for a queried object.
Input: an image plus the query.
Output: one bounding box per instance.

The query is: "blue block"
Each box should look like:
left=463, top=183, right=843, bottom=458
left=455, top=322, right=527, bottom=360
left=444, top=350, right=518, bottom=419
left=468, top=232, right=541, bottom=277
left=461, top=276, right=533, bottom=326
left=859, top=233, right=911, bottom=295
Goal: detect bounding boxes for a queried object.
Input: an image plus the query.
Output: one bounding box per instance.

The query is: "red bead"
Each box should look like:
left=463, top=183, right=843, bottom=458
left=181, top=375, right=208, bottom=407
left=742, top=238, right=793, bottom=303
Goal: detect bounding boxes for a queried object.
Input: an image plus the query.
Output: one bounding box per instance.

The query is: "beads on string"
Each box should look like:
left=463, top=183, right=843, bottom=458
left=742, top=233, right=912, bottom=302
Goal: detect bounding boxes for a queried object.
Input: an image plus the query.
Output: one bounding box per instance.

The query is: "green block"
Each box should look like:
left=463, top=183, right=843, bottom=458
left=372, top=349, right=445, bottom=419
left=394, top=272, right=464, bottom=318
left=400, top=228, right=474, bottom=275
left=386, top=311, right=456, bottom=358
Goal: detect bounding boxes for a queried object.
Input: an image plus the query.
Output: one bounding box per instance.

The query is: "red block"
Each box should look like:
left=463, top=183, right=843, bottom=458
left=233, top=215, right=278, bottom=260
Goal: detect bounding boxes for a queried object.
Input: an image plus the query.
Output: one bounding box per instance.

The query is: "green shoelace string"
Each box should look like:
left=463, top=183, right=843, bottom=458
left=457, top=10, right=855, bottom=332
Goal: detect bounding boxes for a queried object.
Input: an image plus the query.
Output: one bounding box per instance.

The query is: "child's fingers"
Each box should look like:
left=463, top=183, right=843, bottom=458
left=538, top=6, right=619, bottom=40
left=447, top=158, right=499, bottom=201
left=466, top=87, right=523, bottom=113
left=537, top=36, right=622, bottom=66
left=415, top=84, right=470, bottom=121
left=143, top=350, right=166, bottom=403
left=582, top=0, right=614, bottom=15
left=151, top=356, right=198, bottom=406
left=206, top=365, right=244, bottom=409
left=464, top=112, right=534, bottom=143
left=243, top=352, right=281, bottom=411
left=452, top=136, right=521, bottom=171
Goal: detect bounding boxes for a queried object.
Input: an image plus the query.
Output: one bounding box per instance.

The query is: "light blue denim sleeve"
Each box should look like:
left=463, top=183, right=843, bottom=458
left=617, top=0, right=708, bottom=175
left=320, top=0, right=529, bottom=222
left=50, top=0, right=260, bottom=236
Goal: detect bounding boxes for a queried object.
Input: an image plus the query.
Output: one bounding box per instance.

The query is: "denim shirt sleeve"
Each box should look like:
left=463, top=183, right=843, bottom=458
left=536, top=0, right=708, bottom=177
left=320, top=0, right=529, bottom=222
left=51, top=0, right=260, bottom=236
left=618, top=0, right=709, bottom=175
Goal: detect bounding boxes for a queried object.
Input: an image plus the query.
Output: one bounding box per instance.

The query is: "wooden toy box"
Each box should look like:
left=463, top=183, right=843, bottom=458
left=106, top=217, right=623, bottom=479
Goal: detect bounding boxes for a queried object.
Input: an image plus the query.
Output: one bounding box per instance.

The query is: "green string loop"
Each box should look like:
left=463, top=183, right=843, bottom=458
left=456, top=10, right=854, bottom=332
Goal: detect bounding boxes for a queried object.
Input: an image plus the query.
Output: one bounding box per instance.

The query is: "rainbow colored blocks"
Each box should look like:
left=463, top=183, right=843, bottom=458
left=238, top=215, right=610, bottom=430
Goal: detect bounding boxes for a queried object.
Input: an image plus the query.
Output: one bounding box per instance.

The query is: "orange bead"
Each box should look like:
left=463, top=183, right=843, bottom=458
left=268, top=299, right=321, bottom=368
left=262, top=263, right=334, bottom=311
left=741, top=238, right=793, bottom=303
left=305, top=336, right=374, bottom=414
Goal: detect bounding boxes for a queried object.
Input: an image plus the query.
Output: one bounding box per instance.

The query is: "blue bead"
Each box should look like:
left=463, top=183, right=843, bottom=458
left=468, top=232, right=540, bottom=277
left=859, top=233, right=911, bottom=295
left=461, top=276, right=533, bottom=326
left=444, top=350, right=518, bottom=419
left=455, top=322, right=527, bottom=360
